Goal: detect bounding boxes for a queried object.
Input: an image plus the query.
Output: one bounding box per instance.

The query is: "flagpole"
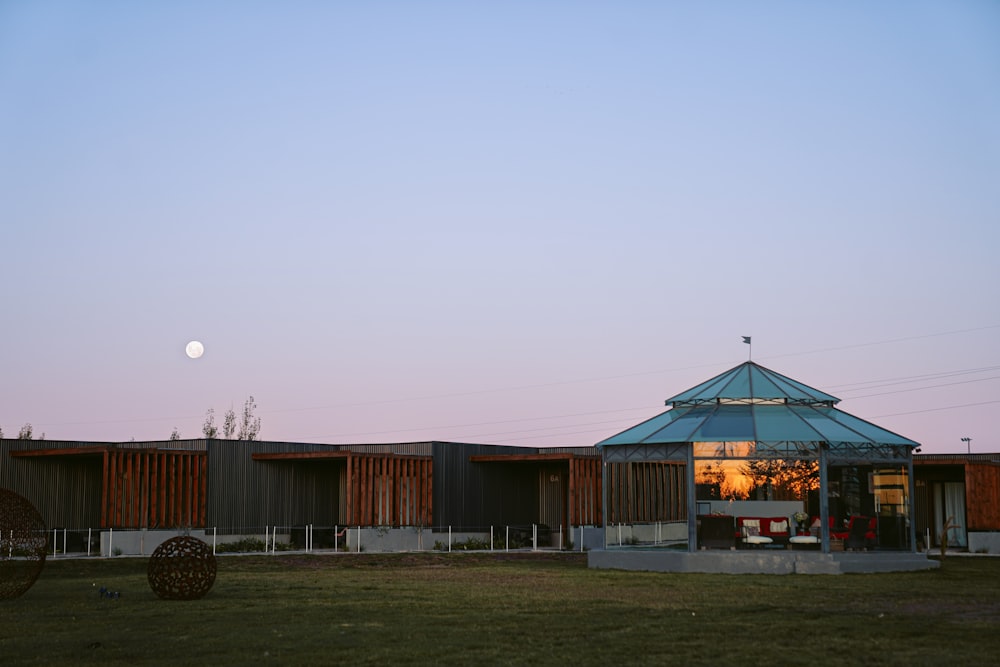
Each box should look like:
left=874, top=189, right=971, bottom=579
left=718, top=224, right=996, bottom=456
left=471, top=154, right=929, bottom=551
left=742, top=336, right=752, bottom=361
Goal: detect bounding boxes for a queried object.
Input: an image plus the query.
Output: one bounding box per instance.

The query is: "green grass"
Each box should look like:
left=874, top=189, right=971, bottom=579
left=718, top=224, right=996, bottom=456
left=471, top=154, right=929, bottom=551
left=3, top=552, right=1000, bottom=665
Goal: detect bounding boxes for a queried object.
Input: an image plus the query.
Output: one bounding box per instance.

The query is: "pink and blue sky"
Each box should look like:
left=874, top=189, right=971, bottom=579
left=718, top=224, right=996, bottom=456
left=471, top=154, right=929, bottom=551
left=1, top=2, right=997, bottom=453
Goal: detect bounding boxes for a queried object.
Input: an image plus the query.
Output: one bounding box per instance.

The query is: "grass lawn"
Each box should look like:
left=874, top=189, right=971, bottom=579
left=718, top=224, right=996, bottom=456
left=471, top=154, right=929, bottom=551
left=2, top=551, right=999, bottom=665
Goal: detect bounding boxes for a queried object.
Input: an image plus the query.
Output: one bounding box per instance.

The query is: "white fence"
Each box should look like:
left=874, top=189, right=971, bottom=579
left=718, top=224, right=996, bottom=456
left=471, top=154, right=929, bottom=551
left=36, top=524, right=608, bottom=557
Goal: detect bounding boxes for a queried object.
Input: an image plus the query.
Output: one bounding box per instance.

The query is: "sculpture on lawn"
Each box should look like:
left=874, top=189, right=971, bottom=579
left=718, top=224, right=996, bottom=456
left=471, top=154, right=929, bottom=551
left=0, top=488, right=48, bottom=599
left=147, top=535, right=217, bottom=600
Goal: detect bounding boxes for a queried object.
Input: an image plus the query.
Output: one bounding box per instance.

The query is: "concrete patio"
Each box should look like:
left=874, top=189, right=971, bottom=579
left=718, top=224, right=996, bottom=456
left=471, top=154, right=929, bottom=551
left=588, top=548, right=940, bottom=574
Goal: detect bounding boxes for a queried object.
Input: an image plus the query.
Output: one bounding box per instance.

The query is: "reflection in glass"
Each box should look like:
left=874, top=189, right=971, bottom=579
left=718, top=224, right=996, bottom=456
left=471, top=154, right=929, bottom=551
left=695, top=457, right=818, bottom=501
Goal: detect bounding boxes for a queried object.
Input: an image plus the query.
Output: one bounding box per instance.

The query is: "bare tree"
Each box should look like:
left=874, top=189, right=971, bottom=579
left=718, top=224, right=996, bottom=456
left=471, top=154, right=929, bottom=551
left=202, top=409, right=218, bottom=438
left=18, top=423, right=33, bottom=440
left=169, top=427, right=181, bottom=441
left=237, top=395, right=261, bottom=441
left=223, top=407, right=237, bottom=439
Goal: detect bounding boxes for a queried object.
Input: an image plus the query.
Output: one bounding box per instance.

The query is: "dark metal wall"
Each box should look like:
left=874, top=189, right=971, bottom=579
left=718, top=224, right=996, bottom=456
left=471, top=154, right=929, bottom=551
left=3, top=438, right=601, bottom=533
left=431, top=443, right=599, bottom=530
left=205, top=440, right=435, bottom=531
left=1, top=439, right=108, bottom=528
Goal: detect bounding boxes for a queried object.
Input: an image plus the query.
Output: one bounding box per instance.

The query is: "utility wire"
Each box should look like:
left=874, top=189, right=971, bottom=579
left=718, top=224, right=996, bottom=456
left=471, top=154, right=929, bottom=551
left=28, top=323, right=1000, bottom=439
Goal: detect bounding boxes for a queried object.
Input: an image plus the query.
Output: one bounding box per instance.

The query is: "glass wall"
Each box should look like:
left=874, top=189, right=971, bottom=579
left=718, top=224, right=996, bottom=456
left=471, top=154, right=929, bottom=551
left=693, top=442, right=819, bottom=549
left=826, top=465, right=912, bottom=550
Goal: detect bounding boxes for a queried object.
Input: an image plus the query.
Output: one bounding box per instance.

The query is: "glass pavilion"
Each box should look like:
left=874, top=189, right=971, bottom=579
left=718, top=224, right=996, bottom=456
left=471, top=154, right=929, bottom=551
left=597, top=362, right=919, bottom=553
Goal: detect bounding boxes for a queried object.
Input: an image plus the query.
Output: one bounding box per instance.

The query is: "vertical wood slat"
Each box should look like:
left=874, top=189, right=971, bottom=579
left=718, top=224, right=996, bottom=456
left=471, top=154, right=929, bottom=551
left=158, top=452, right=166, bottom=527
left=387, top=456, right=394, bottom=526
left=596, top=459, right=603, bottom=526
left=425, top=458, right=433, bottom=527
left=571, top=457, right=578, bottom=525
left=132, top=451, right=141, bottom=527
left=344, top=454, right=353, bottom=526
left=186, top=453, right=192, bottom=526
left=115, top=451, right=124, bottom=527
left=100, top=450, right=109, bottom=527
left=199, top=454, right=208, bottom=528
left=149, top=453, right=158, bottom=528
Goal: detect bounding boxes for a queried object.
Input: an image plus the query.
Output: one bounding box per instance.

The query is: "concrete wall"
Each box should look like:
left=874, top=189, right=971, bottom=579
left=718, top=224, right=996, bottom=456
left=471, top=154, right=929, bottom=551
left=968, top=532, right=1000, bottom=554
left=100, top=529, right=207, bottom=557
left=587, top=549, right=940, bottom=575
left=604, top=521, right=687, bottom=547
left=699, top=500, right=804, bottom=518
left=93, top=525, right=609, bottom=556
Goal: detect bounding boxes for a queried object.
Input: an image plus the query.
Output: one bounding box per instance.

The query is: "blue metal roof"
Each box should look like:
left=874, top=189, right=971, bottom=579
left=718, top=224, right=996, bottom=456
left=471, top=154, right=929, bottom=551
left=598, top=361, right=919, bottom=449
left=666, top=361, right=839, bottom=405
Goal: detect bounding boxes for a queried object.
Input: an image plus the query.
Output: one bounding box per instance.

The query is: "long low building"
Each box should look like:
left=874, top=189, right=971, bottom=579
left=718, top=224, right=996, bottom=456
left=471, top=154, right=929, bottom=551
left=3, top=361, right=997, bottom=561
left=0, top=438, right=605, bottom=551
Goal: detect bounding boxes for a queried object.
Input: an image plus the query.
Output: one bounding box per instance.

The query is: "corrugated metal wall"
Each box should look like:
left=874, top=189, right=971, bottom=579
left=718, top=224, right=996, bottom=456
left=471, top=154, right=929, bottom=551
left=205, top=440, right=436, bottom=531
left=431, top=443, right=602, bottom=530
left=1, top=440, right=107, bottom=528
left=431, top=442, right=540, bottom=529
left=3, top=438, right=604, bottom=533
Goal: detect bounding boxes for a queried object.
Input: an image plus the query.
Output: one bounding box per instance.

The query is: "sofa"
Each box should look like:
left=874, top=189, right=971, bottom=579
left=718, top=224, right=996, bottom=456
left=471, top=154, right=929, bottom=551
left=737, top=516, right=791, bottom=548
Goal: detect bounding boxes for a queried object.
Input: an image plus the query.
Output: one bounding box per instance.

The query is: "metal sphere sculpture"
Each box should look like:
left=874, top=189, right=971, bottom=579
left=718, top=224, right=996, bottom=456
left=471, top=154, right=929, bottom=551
left=0, top=488, right=48, bottom=599
left=147, top=536, right=217, bottom=600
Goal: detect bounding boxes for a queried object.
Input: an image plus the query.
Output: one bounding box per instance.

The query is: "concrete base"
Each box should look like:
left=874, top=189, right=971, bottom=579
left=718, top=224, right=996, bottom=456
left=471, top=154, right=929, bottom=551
left=968, top=532, right=1000, bottom=554
left=101, top=529, right=207, bottom=557
left=587, top=548, right=939, bottom=574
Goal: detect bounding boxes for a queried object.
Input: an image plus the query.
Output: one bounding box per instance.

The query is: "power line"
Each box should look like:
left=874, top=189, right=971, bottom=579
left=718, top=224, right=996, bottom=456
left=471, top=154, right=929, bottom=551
left=828, top=364, right=1000, bottom=393
left=28, top=323, right=1000, bottom=438
left=258, top=324, right=1000, bottom=416
left=874, top=399, right=1000, bottom=419
left=306, top=366, right=999, bottom=443
left=845, top=375, right=1000, bottom=400
left=299, top=405, right=657, bottom=441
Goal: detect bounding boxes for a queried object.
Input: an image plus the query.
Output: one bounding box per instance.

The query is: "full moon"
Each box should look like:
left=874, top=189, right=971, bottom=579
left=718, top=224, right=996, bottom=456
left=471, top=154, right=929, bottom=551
left=185, top=341, right=204, bottom=359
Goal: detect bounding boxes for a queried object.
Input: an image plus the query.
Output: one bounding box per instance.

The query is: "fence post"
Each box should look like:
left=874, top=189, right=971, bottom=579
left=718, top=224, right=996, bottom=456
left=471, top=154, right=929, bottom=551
left=88, top=527, right=92, bottom=556
left=52, top=528, right=57, bottom=557
left=357, top=526, right=361, bottom=553
left=448, top=526, right=452, bottom=553
left=108, top=527, right=114, bottom=557
left=490, top=525, right=494, bottom=551
left=506, top=525, right=509, bottom=552
left=532, top=524, right=537, bottom=551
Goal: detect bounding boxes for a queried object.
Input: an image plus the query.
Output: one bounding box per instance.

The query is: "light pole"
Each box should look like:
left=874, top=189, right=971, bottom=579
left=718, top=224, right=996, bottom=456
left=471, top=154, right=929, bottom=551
left=961, top=437, right=971, bottom=454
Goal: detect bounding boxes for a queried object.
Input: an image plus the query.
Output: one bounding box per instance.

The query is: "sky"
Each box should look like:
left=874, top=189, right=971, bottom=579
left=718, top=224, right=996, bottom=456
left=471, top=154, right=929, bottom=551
left=1, top=2, right=998, bottom=454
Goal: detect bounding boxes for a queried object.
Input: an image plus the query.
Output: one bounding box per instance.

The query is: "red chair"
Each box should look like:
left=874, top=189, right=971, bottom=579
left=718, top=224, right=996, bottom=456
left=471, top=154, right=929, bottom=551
left=832, top=516, right=876, bottom=549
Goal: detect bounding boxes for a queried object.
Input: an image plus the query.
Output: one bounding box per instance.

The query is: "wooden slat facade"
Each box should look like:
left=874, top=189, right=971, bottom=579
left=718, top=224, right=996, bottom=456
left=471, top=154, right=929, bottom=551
left=5, top=439, right=610, bottom=534
left=914, top=456, right=1000, bottom=537
left=100, top=448, right=208, bottom=529
left=965, top=462, right=1000, bottom=531
left=343, top=453, right=433, bottom=527
left=568, top=456, right=602, bottom=526
left=606, top=461, right=687, bottom=524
